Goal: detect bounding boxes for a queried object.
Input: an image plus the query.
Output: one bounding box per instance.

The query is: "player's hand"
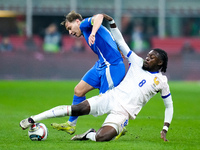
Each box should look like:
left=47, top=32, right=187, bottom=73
left=89, top=34, right=95, bottom=46
left=103, top=14, right=113, bottom=21
left=160, top=130, right=168, bottom=142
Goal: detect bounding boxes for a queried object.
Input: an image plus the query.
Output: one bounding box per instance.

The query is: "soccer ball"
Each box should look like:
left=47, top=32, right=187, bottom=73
left=28, top=123, right=48, bottom=141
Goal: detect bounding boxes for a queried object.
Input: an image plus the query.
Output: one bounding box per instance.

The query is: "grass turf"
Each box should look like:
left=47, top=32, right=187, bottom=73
left=0, top=80, right=199, bottom=150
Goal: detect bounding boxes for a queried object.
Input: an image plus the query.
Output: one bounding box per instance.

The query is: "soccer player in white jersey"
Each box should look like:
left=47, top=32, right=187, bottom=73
left=20, top=14, right=173, bottom=142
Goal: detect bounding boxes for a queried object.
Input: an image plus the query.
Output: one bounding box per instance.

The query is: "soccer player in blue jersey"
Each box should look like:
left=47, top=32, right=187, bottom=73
left=51, top=11, right=126, bottom=134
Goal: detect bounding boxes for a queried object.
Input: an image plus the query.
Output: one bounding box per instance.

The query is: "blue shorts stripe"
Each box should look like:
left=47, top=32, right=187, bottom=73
left=82, top=61, right=125, bottom=94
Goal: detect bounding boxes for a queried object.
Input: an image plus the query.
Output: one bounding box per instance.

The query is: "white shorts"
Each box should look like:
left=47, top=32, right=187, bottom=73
left=87, top=91, right=129, bottom=134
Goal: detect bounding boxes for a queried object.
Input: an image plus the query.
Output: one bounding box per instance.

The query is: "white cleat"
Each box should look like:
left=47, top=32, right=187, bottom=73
left=71, top=128, right=96, bottom=141
left=20, top=117, right=34, bottom=130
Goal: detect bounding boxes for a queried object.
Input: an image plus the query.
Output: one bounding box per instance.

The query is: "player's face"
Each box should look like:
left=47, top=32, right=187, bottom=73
left=142, top=50, right=163, bottom=72
left=65, top=20, right=82, bottom=37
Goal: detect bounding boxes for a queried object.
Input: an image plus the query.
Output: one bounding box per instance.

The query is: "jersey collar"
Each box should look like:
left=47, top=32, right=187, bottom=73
left=148, top=71, right=159, bottom=74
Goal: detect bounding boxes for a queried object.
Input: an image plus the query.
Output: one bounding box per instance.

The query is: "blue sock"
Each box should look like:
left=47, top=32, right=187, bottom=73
left=68, top=95, right=86, bottom=123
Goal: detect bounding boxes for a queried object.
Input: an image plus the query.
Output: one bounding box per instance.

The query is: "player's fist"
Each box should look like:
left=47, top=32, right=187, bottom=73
left=89, top=34, right=95, bottom=46
left=160, top=130, right=168, bottom=142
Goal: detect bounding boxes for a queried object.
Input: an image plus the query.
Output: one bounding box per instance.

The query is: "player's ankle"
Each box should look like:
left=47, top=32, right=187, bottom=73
left=67, top=121, right=76, bottom=126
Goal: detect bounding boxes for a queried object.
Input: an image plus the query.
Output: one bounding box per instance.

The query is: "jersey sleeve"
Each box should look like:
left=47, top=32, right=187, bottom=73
left=160, top=77, right=171, bottom=98
left=80, top=17, right=93, bottom=31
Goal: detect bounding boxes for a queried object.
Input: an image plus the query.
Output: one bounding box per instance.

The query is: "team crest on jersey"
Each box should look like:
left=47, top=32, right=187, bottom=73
left=153, top=77, right=159, bottom=86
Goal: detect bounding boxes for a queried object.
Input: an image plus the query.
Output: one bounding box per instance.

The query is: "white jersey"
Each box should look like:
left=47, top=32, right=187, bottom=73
left=110, top=51, right=171, bottom=119
left=88, top=26, right=173, bottom=131
left=109, top=27, right=172, bottom=120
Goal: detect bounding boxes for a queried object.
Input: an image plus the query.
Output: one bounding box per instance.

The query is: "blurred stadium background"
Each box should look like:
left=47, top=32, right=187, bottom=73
left=0, top=0, right=200, bottom=80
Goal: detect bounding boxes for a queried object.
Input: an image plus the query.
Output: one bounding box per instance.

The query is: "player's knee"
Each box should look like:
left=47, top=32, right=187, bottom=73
left=74, top=86, right=84, bottom=97
left=95, top=126, right=117, bottom=142
left=96, top=133, right=109, bottom=142
left=96, top=132, right=114, bottom=142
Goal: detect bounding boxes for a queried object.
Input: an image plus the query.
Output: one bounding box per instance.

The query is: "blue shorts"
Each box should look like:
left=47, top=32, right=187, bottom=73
left=82, top=61, right=125, bottom=94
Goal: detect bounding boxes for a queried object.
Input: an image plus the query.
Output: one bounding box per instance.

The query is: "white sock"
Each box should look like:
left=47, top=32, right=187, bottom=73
left=86, top=132, right=96, bottom=141
left=67, top=119, right=77, bottom=126
left=32, top=105, right=71, bottom=122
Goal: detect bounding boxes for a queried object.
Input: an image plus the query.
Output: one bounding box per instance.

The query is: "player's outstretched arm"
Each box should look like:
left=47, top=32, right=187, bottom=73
left=161, top=95, right=173, bottom=141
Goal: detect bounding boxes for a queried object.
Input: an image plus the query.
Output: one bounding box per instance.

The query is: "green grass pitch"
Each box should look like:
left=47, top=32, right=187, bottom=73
left=0, top=80, right=199, bottom=150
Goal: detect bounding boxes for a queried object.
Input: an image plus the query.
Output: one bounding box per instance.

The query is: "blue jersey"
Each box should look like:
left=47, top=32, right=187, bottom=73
left=80, top=17, right=123, bottom=69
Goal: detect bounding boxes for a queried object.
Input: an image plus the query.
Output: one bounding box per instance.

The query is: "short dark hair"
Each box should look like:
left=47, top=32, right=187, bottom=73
left=61, top=11, right=83, bottom=26
left=153, top=48, right=168, bottom=73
